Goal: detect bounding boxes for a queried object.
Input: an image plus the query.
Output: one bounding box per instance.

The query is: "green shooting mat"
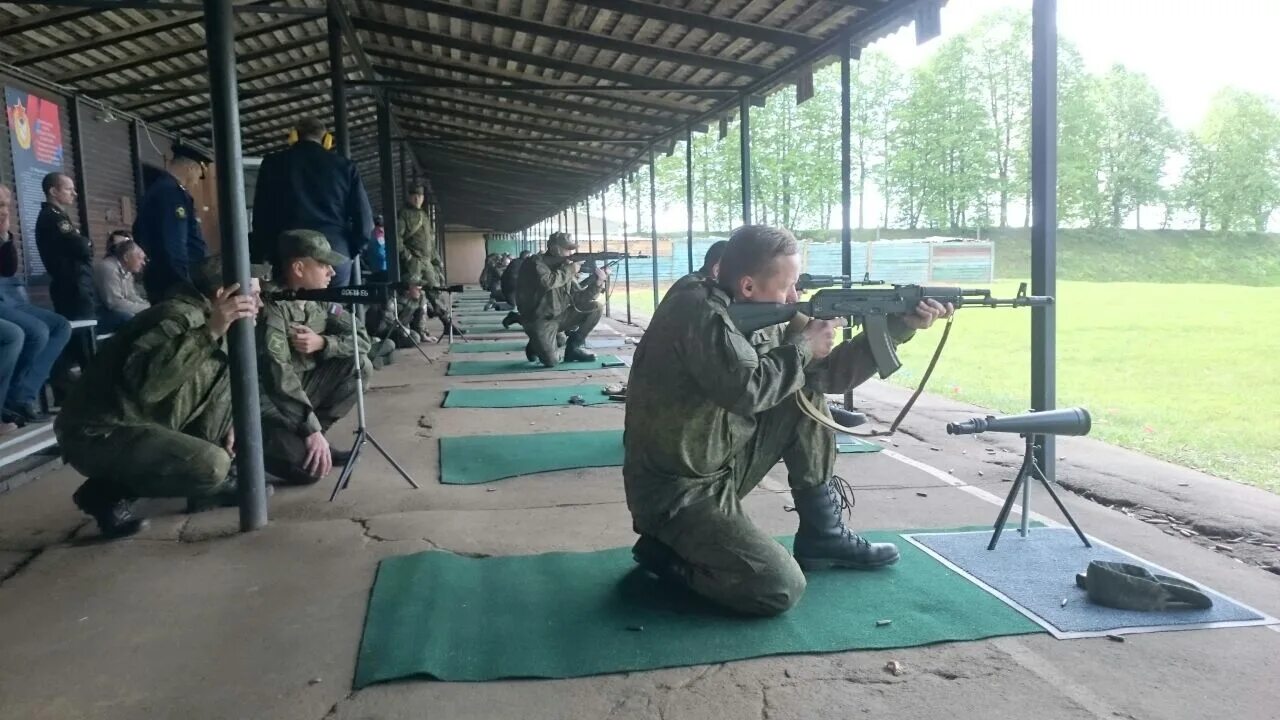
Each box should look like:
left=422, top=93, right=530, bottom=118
left=353, top=526, right=1043, bottom=685
left=457, top=324, right=524, bottom=334
left=443, top=384, right=613, bottom=408
left=836, top=433, right=883, bottom=454
left=438, top=429, right=623, bottom=484
left=447, top=341, right=530, bottom=354
left=446, top=355, right=624, bottom=376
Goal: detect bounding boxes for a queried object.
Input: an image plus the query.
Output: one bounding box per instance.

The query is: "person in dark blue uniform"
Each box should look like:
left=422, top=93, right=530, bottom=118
left=133, top=142, right=209, bottom=303
left=250, top=117, right=373, bottom=287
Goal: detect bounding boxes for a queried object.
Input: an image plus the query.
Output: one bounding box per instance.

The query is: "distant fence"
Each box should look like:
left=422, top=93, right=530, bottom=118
left=598, top=236, right=995, bottom=285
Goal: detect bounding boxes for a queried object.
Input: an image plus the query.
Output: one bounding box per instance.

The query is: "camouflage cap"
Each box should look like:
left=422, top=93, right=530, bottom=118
left=1075, top=560, right=1213, bottom=611
left=408, top=183, right=426, bottom=195
left=548, top=231, right=577, bottom=251
left=277, top=228, right=348, bottom=267
left=190, top=255, right=272, bottom=296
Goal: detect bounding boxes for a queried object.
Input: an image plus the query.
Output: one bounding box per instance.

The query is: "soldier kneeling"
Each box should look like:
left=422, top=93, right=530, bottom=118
left=257, top=230, right=370, bottom=485
left=366, top=279, right=434, bottom=352
left=517, top=232, right=607, bottom=367
left=56, top=256, right=266, bottom=538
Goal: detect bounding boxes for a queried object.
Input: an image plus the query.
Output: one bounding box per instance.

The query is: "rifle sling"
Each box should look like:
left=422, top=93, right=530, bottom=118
left=799, top=315, right=956, bottom=438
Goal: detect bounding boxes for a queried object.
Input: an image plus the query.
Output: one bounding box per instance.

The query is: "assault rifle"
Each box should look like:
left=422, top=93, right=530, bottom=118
left=568, top=251, right=649, bottom=274
left=727, top=281, right=1052, bottom=378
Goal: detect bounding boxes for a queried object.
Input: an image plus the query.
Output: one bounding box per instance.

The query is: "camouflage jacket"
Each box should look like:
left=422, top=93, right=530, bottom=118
left=369, top=291, right=428, bottom=337
left=515, top=251, right=602, bottom=321
left=396, top=206, right=435, bottom=262
left=257, top=292, right=368, bottom=436
left=622, top=281, right=915, bottom=524
left=54, top=286, right=231, bottom=440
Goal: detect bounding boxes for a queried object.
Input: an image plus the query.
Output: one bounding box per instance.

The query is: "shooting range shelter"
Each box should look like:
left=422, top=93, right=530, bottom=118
left=0, top=0, right=1061, bottom=529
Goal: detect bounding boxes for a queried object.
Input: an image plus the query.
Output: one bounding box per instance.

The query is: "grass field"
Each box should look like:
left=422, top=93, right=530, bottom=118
left=611, top=281, right=1280, bottom=492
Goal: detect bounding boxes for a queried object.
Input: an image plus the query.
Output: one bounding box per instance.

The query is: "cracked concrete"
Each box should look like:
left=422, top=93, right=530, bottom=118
left=0, top=314, right=1278, bottom=719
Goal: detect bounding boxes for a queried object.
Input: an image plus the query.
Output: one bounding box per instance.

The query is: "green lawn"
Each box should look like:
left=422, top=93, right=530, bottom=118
left=611, top=280, right=1280, bottom=492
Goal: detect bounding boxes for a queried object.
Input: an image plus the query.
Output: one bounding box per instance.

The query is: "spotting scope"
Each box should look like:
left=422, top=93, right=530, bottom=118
left=946, top=407, right=1092, bottom=437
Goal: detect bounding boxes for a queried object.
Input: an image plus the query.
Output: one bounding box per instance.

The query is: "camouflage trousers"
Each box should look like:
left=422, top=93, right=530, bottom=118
left=424, top=288, right=451, bottom=324
left=60, top=423, right=232, bottom=500
left=636, top=390, right=834, bottom=616
left=262, top=356, right=363, bottom=481
left=522, top=304, right=603, bottom=367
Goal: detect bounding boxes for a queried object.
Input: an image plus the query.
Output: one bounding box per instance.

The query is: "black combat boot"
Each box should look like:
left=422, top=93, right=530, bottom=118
left=525, top=342, right=537, bottom=363
left=72, top=478, right=148, bottom=538
left=501, top=312, right=521, bottom=329
left=563, top=336, right=597, bottom=363
left=827, top=402, right=867, bottom=428
left=632, top=534, right=695, bottom=587
left=791, top=476, right=899, bottom=570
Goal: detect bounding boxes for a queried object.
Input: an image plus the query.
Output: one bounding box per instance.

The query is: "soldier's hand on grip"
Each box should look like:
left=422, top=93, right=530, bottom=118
left=801, top=318, right=843, bottom=361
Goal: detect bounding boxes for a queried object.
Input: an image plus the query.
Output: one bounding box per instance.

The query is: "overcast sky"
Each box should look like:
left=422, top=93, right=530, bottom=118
left=877, top=0, right=1279, bottom=131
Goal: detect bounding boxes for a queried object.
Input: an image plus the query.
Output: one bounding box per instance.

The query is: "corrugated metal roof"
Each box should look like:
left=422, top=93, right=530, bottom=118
left=0, top=0, right=933, bottom=230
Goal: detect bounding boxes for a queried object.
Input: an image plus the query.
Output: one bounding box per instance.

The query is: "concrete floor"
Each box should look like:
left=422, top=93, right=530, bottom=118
left=1, top=311, right=1278, bottom=720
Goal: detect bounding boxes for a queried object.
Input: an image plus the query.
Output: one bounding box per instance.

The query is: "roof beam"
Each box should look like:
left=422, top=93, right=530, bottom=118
left=567, top=0, right=816, bottom=47
left=387, top=89, right=665, bottom=135
left=28, top=1, right=325, bottom=15
left=89, top=33, right=326, bottom=95
left=13, top=0, right=293, bottom=63
left=369, top=0, right=765, bottom=78
left=371, top=64, right=705, bottom=118
left=117, top=55, right=328, bottom=110
left=392, top=96, right=647, bottom=144
left=149, top=73, right=333, bottom=125
left=412, top=143, right=599, bottom=178
left=353, top=16, right=714, bottom=93
left=412, top=140, right=605, bottom=174
left=53, top=15, right=314, bottom=83
left=395, top=118, right=634, bottom=162
left=0, top=8, right=96, bottom=39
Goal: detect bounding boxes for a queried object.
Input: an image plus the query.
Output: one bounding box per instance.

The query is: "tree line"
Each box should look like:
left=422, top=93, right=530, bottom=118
left=629, top=8, right=1280, bottom=234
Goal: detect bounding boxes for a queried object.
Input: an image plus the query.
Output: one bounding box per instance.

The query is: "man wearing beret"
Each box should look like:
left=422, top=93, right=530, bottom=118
left=133, top=141, right=211, bottom=303
left=256, top=229, right=367, bottom=485
left=56, top=256, right=265, bottom=538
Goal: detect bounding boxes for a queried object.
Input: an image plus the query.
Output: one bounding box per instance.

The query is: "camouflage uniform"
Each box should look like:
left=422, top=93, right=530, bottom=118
left=54, top=286, right=235, bottom=502
left=396, top=205, right=451, bottom=322
left=257, top=233, right=371, bottom=481
left=367, top=290, right=429, bottom=348
left=663, top=269, right=710, bottom=302
left=623, top=281, right=914, bottom=615
left=516, top=249, right=603, bottom=366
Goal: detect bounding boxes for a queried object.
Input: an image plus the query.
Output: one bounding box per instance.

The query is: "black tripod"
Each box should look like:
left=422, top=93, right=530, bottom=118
left=330, top=301, right=420, bottom=501
left=988, top=433, right=1091, bottom=550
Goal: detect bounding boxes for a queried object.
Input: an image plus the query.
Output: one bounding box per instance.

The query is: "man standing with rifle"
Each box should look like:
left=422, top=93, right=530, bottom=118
left=623, top=225, right=952, bottom=617
left=517, top=232, right=607, bottom=367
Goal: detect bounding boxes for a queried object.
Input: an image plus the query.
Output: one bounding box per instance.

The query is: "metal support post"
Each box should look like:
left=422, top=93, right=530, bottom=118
left=686, top=126, right=694, bottom=273
left=130, top=120, right=146, bottom=201
left=67, top=96, right=91, bottom=235
left=740, top=96, right=751, bottom=226
left=1030, top=0, right=1058, bottom=488
left=377, top=99, right=400, bottom=283
left=327, top=0, right=349, bottom=157
left=600, top=190, right=610, bottom=317
left=621, top=175, right=632, bottom=324
left=573, top=202, right=579, bottom=242
left=204, top=0, right=268, bottom=531
left=585, top=195, right=593, bottom=253
left=840, top=41, right=854, bottom=410
left=648, top=149, right=659, bottom=311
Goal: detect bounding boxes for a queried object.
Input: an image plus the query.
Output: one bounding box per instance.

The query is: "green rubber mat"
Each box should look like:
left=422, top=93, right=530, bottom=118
left=439, top=429, right=622, bottom=484
left=448, top=341, right=529, bottom=354
left=836, top=433, right=883, bottom=454
left=353, top=526, right=1043, bottom=685
left=446, top=355, right=623, bottom=376
left=443, top=384, right=613, bottom=408
left=458, top=324, right=523, bottom=334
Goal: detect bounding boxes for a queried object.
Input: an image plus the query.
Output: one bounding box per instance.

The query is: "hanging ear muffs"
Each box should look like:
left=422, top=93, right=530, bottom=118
left=287, top=128, right=299, bottom=145
left=322, top=132, right=334, bottom=151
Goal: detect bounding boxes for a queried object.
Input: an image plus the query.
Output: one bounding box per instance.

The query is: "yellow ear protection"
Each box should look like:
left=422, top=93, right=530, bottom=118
left=287, top=128, right=335, bottom=150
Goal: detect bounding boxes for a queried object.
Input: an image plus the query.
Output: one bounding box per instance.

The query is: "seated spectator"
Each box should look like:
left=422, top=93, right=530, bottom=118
left=94, top=236, right=149, bottom=333
left=0, top=184, right=71, bottom=426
